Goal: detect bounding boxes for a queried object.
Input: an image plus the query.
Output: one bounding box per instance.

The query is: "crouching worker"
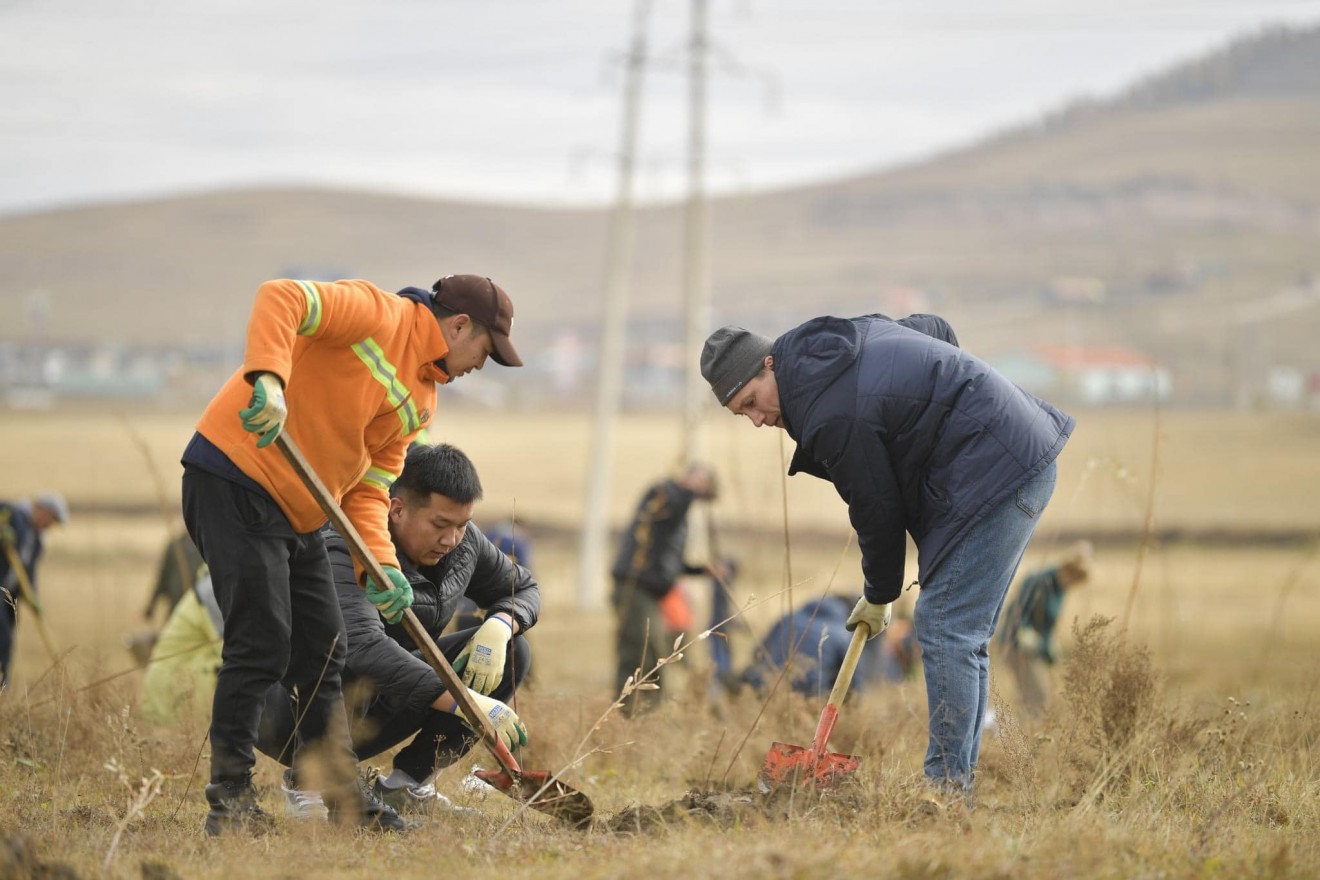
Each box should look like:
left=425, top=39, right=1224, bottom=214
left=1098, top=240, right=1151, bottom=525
left=738, top=595, right=890, bottom=700
left=141, top=566, right=223, bottom=725
left=257, top=443, right=535, bottom=815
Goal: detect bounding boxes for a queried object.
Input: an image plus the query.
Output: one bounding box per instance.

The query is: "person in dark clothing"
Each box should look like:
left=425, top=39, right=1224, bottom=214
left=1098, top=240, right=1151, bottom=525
left=702, top=313, right=1073, bottom=794
left=740, top=595, right=888, bottom=699
left=125, top=530, right=207, bottom=668
left=257, top=443, right=532, bottom=815
left=995, top=540, right=1093, bottom=717
left=143, top=531, right=205, bottom=623
left=485, top=520, right=534, bottom=571
left=0, top=492, right=68, bottom=689
left=610, top=463, right=722, bottom=714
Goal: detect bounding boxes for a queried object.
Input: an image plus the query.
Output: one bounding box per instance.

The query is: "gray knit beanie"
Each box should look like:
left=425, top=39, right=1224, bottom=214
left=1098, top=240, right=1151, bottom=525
left=701, top=326, right=774, bottom=405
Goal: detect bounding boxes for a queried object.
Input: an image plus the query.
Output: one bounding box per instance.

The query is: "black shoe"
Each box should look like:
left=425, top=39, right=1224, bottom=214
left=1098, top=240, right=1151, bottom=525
left=326, top=777, right=412, bottom=833
left=203, top=777, right=273, bottom=837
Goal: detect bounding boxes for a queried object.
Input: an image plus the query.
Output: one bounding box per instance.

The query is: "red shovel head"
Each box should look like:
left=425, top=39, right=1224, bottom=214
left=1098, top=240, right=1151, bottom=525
left=758, top=703, right=862, bottom=790
left=758, top=741, right=861, bottom=790
left=473, top=767, right=594, bottom=828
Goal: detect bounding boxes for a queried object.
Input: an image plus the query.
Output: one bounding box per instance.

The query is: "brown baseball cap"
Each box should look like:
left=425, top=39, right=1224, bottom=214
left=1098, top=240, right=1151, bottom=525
left=430, top=274, right=522, bottom=367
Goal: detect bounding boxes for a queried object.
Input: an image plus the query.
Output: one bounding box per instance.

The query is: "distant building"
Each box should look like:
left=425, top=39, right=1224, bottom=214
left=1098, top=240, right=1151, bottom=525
left=995, top=344, right=1172, bottom=406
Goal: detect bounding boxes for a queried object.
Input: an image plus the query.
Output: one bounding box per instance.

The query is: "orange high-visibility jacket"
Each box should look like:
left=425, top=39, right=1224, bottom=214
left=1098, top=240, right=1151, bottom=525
left=195, top=278, right=449, bottom=571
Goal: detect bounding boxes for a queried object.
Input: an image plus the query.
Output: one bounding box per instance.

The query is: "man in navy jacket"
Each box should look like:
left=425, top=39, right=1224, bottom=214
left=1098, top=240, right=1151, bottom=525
left=702, top=313, right=1073, bottom=794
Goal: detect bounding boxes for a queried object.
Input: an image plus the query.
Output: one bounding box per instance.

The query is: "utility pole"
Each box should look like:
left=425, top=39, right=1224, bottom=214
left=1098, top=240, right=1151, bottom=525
left=577, top=0, right=653, bottom=609
left=680, top=0, right=714, bottom=570
left=681, top=0, right=711, bottom=467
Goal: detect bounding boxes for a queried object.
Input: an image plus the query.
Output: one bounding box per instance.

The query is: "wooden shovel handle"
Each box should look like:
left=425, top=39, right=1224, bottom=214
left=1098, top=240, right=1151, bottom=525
left=273, top=432, right=522, bottom=779
left=826, top=622, right=870, bottom=710
left=809, top=622, right=870, bottom=756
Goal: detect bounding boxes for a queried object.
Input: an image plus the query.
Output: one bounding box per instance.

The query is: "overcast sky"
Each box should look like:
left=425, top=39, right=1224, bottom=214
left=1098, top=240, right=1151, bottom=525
left=1, top=0, right=1316, bottom=217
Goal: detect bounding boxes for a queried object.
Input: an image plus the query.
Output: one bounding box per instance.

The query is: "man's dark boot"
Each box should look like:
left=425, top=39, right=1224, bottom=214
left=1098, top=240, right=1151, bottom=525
left=203, top=777, right=273, bottom=836
left=324, top=776, right=412, bottom=833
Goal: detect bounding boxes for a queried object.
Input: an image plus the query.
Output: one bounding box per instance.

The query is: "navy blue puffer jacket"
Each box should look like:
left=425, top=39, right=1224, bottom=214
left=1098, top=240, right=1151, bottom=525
left=773, top=314, right=1073, bottom=604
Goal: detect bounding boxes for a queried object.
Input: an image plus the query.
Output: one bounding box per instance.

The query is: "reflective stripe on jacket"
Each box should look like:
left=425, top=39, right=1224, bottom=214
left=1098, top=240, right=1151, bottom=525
left=195, top=279, right=448, bottom=569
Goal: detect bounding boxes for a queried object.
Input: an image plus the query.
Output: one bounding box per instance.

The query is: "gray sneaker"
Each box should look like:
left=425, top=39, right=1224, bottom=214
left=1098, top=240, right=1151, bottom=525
left=281, top=769, right=329, bottom=820
left=373, top=776, right=473, bottom=816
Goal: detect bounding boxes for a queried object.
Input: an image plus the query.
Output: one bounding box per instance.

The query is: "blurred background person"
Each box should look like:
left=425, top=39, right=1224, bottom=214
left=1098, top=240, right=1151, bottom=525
left=485, top=519, right=534, bottom=571
left=996, top=540, right=1094, bottom=717
left=738, top=594, right=908, bottom=700
left=0, top=491, right=68, bottom=690
left=125, top=529, right=205, bottom=667
left=610, top=462, right=724, bottom=715
left=141, top=566, right=224, bottom=725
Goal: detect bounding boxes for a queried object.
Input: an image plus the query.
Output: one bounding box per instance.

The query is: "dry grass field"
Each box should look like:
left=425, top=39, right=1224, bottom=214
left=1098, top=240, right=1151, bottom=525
left=1, top=405, right=1318, bottom=879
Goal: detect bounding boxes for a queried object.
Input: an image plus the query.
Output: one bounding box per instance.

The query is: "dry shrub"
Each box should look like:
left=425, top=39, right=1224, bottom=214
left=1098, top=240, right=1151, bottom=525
left=1061, top=615, right=1158, bottom=762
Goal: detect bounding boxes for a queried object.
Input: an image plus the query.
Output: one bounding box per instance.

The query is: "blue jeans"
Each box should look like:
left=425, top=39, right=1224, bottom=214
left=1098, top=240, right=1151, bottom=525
left=913, top=459, right=1057, bottom=790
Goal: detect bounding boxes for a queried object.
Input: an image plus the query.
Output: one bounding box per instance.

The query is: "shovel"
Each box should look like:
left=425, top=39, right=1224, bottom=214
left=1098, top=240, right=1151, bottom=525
left=274, top=432, right=594, bottom=827
left=758, top=622, right=870, bottom=790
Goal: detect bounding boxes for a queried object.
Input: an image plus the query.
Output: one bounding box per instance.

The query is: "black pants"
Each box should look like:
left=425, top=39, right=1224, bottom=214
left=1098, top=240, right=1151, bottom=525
left=612, top=579, right=668, bottom=714
left=0, top=593, right=15, bottom=689
left=182, top=467, right=354, bottom=783
left=256, top=628, right=531, bottom=783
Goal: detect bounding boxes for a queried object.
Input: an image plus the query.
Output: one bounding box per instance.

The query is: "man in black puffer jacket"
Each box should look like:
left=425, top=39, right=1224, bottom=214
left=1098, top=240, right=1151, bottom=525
left=610, top=463, right=722, bottom=715
left=702, top=313, right=1073, bottom=797
left=257, top=443, right=538, bottom=814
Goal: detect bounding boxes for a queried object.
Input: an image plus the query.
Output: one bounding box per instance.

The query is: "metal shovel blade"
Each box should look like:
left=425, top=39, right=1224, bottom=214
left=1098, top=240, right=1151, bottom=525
left=757, top=626, right=870, bottom=792
left=474, top=768, right=595, bottom=828
left=758, top=739, right=861, bottom=790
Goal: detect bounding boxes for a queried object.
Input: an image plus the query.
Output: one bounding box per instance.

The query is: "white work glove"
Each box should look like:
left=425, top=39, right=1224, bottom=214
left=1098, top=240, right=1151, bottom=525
left=453, top=615, right=513, bottom=695
left=845, top=597, right=892, bottom=640
left=238, top=372, right=287, bottom=448
left=450, top=689, right=528, bottom=751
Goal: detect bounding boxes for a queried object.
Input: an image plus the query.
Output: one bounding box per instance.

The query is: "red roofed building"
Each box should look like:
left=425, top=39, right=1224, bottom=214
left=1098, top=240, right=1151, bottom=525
left=994, top=344, right=1172, bottom=405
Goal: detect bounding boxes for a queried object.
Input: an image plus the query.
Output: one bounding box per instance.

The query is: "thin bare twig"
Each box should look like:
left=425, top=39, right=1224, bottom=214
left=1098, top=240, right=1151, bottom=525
left=1121, top=384, right=1163, bottom=632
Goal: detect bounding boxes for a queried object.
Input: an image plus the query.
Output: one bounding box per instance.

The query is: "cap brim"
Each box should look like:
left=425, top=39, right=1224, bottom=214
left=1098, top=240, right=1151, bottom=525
left=490, top=332, right=522, bottom=367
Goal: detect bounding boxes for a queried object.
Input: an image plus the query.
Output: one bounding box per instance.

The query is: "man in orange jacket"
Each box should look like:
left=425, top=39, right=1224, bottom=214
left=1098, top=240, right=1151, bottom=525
left=180, top=274, right=522, bottom=835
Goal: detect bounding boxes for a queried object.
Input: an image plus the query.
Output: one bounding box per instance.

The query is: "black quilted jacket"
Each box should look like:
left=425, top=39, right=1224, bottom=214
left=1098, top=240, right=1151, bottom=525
left=325, top=522, right=540, bottom=716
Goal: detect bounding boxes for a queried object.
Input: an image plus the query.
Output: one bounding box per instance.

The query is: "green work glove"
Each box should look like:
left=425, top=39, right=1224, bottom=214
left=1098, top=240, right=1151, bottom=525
left=364, top=565, right=413, bottom=624
left=238, top=372, right=287, bottom=448
left=453, top=615, right=513, bottom=695
left=449, top=689, right=528, bottom=752
left=845, top=597, right=892, bottom=640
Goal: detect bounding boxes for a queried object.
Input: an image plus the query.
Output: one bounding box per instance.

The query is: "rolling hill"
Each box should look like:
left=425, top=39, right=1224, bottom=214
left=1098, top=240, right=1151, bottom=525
left=2, top=23, right=1318, bottom=407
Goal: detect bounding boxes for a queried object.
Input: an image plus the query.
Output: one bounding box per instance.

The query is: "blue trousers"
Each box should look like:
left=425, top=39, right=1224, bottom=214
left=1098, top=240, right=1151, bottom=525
left=914, top=460, right=1057, bottom=789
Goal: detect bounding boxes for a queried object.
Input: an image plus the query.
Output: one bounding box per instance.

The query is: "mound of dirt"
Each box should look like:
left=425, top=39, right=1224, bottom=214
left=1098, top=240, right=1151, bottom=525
left=601, top=783, right=868, bottom=835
